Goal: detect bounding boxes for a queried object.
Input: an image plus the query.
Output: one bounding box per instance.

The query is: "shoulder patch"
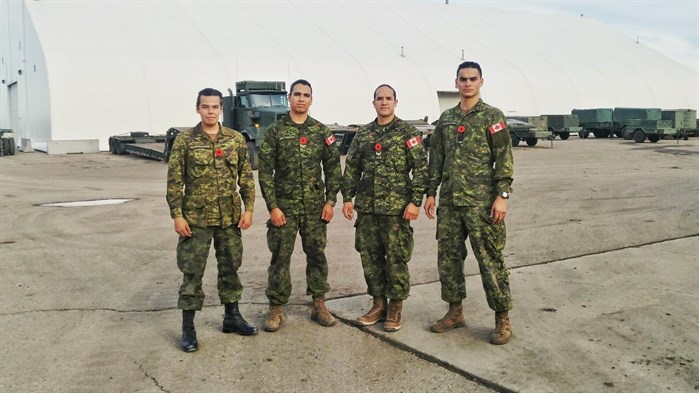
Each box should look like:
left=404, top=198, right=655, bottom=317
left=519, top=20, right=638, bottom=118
left=406, top=136, right=422, bottom=148
left=488, top=121, right=506, bottom=134
left=325, top=134, right=336, bottom=146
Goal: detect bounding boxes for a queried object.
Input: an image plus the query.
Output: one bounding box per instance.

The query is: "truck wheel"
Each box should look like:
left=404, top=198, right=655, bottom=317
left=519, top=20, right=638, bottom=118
left=8, top=137, right=15, bottom=155
left=559, top=132, right=570, bottom=140
left=2, top=138, right=9, bottom=155
left=622, top=128, right=633, bottom=140
left=510, top=133, right=520, bottom=147
left=246, top=141, right=259, bottom=170
left=578, top=130, right=589, bottom=139
left=648, top=134, right=660, bottom=143
left=526, top=137, right=538, bottom=146
left=633, top=130, right=646, bottom=143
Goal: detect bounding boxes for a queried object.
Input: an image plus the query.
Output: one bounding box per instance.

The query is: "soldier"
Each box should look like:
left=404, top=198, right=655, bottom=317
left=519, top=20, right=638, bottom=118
left=166, top=88, right=258, bottom=353
left=258, top=79, right=342, bottom=332
left=424, top=61, right=515, bottom=345
left=342, top=84, right=428, bottom=332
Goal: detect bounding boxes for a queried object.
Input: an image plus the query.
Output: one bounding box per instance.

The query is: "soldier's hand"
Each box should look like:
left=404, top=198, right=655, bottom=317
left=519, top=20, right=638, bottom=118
left=490, top=197, right=507, bottom=224
left=238, top=211, right=253, bottom=230
left=424, top=197, right=436, bottom=220
left=342, top=202, right=354, bottom=220
left=321, top=203, right=334, bottom=223
left=403, top=203, right=420, bottom=221
left=174, top=217, right=192, bottom=237
left=270, top=208, right=286, bottom=227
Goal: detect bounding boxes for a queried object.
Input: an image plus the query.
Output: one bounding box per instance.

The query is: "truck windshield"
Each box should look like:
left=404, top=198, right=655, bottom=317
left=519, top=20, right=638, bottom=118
left=249, top=93, right=288, bottom=108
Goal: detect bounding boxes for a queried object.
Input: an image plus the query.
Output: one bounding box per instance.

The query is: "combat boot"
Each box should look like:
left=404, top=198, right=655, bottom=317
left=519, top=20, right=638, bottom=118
left=383, top=300, right=403, bottom=332
left=490, top=311, right=512, bottom=345
left=264, top=304, right=284, bottom=332
left=356, top=297, right=387, bottom=326
left=222, top=303, right=258, bottom=336
left=311, top=296, right=336, bottom=327
left=181, top=310, right=198, bottom=352
left=431, top=301, right=466, bottom=333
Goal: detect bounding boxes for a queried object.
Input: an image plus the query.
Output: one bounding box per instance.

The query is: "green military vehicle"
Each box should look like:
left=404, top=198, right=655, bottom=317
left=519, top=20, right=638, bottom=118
left=0, top=129, right=17, bottom=156
left=507, top=116, right=553, bottom=147
left=613, top=107, right=676, bottom=143
left=543, top=114, right=582, bottom=140
left=108, top=128, right=183, bottom=161
left=662, top=109, right=695, bottom=139
left=572, top=108, right=615, bottom=138
left=223, top=81, right=289, bottom=169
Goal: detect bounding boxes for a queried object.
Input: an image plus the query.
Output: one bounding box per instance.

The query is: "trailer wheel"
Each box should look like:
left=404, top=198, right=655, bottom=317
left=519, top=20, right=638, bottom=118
left=648, top=135, right=660, bottom=143
left=510, top=133, right=520, bottom=147
left=559, top=132, right=570, bottom=140
left=8, top=137, right=15, bottom=155
left=246, top=141, right=259, bottom=170
left=633, top=130, right=646, bottom=143
left=526, top=137, right=538, bottom=146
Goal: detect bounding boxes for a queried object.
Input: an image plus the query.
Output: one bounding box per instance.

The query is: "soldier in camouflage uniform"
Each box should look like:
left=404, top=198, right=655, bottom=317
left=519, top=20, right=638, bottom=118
left=424, top=61, right=515, bottom=345
left=167, top=88, right=258, bottom=352
left=342, top=84, right=428, bottom=332
left=258, top=79, right=342, bottom=332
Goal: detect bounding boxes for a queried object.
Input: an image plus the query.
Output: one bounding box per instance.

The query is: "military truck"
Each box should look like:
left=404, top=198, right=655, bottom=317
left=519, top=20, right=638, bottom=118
left=661, top=109, right=695, bottom=139
left=0, top=129, right=17, bottom=156
left=572, top=108, right=615, bottom=138
left=108, top=128, right=183, bottom=161
left=507, top=116, right=553, bottom=147
left=613, top=107, right=676, bottom=143
left=223, top=81, right=289, bottom=169
left=506, top=117, right=552, bottom=147
left=543, top=114, right=581, bottom=140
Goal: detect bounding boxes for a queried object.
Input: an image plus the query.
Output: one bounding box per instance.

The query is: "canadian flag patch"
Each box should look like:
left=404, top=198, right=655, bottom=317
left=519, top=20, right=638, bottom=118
left=406, top=136, right=422, bottom=148
left=325, top=134, right=336, bottom=146
left=488, top=121, right=506, bottom=134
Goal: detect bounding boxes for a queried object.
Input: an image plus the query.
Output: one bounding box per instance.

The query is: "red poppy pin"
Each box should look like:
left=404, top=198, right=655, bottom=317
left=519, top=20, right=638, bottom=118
left=374, top=143, right=382, bottom=152
left=215, top=148, right=224, bottom=157
left=299, top=136, right=308, bottom=145
left=457, top=125, right=466, bottom=134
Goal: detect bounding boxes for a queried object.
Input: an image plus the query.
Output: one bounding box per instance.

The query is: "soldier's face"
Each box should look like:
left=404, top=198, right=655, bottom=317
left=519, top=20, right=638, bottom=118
left=196, top=95, right=222, bottom=127
left=455, top=68, right=483, bottom=99
left=289, top=84, right=313, bottom=115
left=373, top=86, right=397, bottom=119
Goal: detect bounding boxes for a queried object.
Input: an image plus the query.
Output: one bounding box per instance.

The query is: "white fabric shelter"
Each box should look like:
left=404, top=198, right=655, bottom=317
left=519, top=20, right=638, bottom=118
left=1, top=0, right=697, bottom=151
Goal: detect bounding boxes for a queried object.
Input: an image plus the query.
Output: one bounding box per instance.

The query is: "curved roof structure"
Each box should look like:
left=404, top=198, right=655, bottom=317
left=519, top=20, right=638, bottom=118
left=1, top=0, right=697, bottom=150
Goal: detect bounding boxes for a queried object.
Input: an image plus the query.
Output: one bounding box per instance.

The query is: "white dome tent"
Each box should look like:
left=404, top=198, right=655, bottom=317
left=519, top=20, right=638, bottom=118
left=1, top=0, right=696, bottom=153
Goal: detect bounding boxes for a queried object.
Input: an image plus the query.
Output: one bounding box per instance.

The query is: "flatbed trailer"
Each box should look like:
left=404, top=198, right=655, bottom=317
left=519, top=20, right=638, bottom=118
left=108, top=127, right=184, bottom=162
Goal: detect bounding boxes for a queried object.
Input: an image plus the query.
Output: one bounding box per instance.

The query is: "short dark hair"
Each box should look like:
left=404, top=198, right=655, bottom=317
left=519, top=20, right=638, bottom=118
left=373, top=84, right=397, bottom=100
left=289, top=79, right=312, bottom=95
left=196, top=88, right=223, bottom=107
left=456, top=61, right=482, bottom=78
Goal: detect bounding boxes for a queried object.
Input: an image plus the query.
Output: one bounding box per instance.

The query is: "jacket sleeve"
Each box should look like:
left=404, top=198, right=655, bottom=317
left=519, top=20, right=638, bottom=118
left=341, top=131, right=361, bottom=202
left=257, top=125, right=278, bottom=211
left=237, top=138, right=255, bottom=212
left=427, top=118, right=446, bottom=198
left=489, top=111, right=514, bottom=194
left=322, top=126, right=342, bottom=205
left=406, top=127, right=428, bottom=205
left=166, top=134, right=187, bottom=219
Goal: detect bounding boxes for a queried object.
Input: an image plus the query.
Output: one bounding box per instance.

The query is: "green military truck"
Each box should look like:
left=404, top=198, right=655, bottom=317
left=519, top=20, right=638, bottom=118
left=507, top=116, right=553, bottom=146
left=223, top=81, right=289, bottom=169
left=661, top=109, right=696, bottom=139
left=572, top=108, right=615, bottom=138
left=613, top=107, right=676, bottom=143
left=543, top=114, right=582, bottom=140
left=0, top=129, right=17, bottom=156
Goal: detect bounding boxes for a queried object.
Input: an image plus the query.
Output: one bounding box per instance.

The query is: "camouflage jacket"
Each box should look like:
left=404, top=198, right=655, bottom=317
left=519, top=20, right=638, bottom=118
left=342, top=117, right=428, bottom=215
left=258, top=114, right=341, bottom=216
left=166, top=123, right=255, bottom=228
left=428, top=99, right=514, bottom=207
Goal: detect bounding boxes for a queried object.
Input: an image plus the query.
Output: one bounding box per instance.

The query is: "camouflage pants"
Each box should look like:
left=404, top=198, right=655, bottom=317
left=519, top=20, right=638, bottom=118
left=436, top=205, right=512, bottom=312
left=266, top=214, right=330, bottom=305
left=355, top=213, right=413, bottom=300
left=177, top=225, right=244, bottom=310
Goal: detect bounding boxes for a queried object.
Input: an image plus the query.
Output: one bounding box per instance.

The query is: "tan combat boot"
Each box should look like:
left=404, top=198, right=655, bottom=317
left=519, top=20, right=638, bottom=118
left=311, top=296, right=336, bottom=327
left=490, top=311, right=512, bottom=345
left=356, top=297, right=387, bottom=326
left=264, top=304, right=283, bottom=332
left=383, top=300, right=403, bottom=332
left=431, top=301, right=466, bottom=333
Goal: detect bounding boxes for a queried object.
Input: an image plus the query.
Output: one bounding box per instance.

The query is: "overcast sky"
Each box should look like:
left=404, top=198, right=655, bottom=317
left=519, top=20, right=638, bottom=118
left=449, top=0, right=699, bottom=72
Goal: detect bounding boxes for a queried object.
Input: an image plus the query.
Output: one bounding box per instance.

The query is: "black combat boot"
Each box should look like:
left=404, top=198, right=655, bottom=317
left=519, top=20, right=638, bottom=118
left=181, top=310, right=199, bottom=352
left=222, top=303, right=258, bottom=336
